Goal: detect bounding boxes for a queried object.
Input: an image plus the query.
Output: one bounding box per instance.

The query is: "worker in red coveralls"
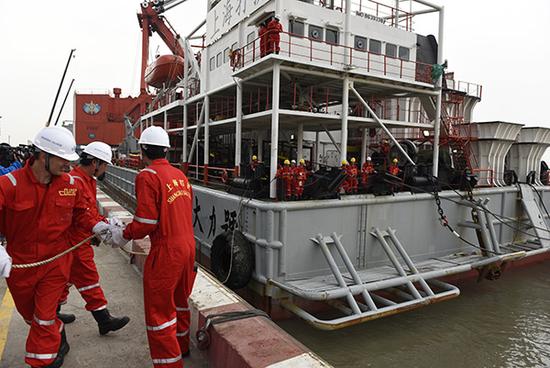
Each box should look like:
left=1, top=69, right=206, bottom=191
left=267, top=15, right=283, bottom=55
left=340, top=159, right=351, bottom=193
left=250, top=155, right=260, bottom=172
left=361, top=156, right=375, bottom=188
left=109, top=126, right=196, bottom=368
left=0, top=126, right=112, bottom=368
left=348, top=157, right=359, bottom=193
left=276, top=159, right=293, bottom=200
left=389, top=158, right=400, bottom=176
left=56, top=141, right=130, bottom=335
left=258, top=21, right=268, bottom=57
left=293, top=159, right=308, bottom=199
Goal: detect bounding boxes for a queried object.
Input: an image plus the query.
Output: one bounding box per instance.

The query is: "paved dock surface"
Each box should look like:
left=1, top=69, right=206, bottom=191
left=0, top=245, right=207, bottom=368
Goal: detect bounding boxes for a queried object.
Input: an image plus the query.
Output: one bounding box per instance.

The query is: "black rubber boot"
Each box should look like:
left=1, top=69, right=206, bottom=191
left=91, top=309, right=130, bottom=336
left=56, top=305, right=76, bottom=324
left=44, top=329, right=70, bottom=368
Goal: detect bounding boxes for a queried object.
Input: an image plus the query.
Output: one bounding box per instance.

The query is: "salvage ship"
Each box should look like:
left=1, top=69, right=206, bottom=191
left=78, top=0, right=550, bottom=330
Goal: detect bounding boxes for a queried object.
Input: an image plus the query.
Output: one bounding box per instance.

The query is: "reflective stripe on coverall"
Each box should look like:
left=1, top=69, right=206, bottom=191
left=123, top=159, right=196, bottom=368
left=0, top=160, right=98, bottom=367
left=59, top=165, right=108, bottom=311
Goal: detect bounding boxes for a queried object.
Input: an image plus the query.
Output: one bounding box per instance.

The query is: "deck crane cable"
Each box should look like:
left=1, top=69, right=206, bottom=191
left=384, top=176, right=550, bottom=248
left=429, top=176, right=550, bottom=236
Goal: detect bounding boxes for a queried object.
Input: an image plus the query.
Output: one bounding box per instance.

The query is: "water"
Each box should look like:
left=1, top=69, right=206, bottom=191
left=278, top=263, right=550, bottom=368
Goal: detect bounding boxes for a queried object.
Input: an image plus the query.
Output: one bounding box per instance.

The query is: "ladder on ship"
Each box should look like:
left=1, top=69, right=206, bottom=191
left=276, top=230, right=462, bottom=330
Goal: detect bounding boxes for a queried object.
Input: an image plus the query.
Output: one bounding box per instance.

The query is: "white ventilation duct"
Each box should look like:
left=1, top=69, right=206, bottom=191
left=470, top=121, right=523, bottom=186
left=507, top=127, right=550, bottom=185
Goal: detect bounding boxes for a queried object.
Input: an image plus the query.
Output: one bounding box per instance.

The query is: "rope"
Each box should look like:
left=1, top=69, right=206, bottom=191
left=12, top=234, right=98, bottom=269
left=119, top=242, right=149, bottom=257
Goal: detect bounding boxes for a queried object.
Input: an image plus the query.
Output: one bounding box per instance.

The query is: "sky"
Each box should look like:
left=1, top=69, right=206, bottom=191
left=0, top=0, right=549, bottom=146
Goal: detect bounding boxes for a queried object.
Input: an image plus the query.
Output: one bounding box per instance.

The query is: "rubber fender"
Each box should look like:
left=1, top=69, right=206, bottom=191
left=211, top=230, right=254, bottom=290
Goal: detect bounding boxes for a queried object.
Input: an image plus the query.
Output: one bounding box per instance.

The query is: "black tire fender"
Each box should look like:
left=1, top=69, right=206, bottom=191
left=211, top=230, right=254, bottom=290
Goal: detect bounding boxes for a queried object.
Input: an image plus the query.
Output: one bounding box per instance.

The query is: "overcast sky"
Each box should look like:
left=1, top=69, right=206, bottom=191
left=0, top=0, right=549, bottom=146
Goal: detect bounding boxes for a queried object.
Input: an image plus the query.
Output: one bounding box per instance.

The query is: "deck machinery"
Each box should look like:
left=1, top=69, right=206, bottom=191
left=106, top=0, right=550, bottom=330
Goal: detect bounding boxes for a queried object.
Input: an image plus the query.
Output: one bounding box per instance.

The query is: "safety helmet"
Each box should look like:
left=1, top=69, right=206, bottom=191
left=291, top=159, right=296, bottom=165
left=138, top=126, right=170, bottom=148
left=350, top=157, right=356, bottom=163
left=392, top=158, right=398, bottom=163
left=83, top=141, right=112, bottom=164
left=252, top=155, right=258, bottom=161
left=342, top=159, right=348, bottom=165
left=33, top=126, right=79, bottom=161
left=284, top=159, right=290, bottom=165
left=299, top=159, right=305, bottom=165
left=367, top=156, right=372, bottom=161
left=274, top=15, right=280, bottom=21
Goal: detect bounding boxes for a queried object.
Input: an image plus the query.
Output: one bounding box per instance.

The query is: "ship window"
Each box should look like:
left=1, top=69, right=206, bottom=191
left=224, top=48, right=230, bottom=63
left=309, top=25, right=324, bottom=41
left=399, top=46, right=410, bottom=61
left=231, top=42, right=238, bottom=51
left=326, top=28, right=339, bottom=44
left=385, top=43, right=397, bottom=58
left=369, top=39, right=381, bottom=54
left=216, top=52, right=222, bottom=67
left=210, top=57, right=215, bottom=71
left=354, top=36, right=367, bottom=51
left=289, top=19, right=305, bottom=37
left=246, top=32, right=255, bottom=50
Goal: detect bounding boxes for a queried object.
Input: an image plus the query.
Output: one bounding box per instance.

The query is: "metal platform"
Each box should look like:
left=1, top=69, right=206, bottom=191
left=271, top=230, right=528, bottom=330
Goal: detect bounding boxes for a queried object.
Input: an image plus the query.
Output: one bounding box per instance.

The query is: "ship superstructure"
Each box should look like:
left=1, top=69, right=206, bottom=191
left=104, top=0, right=550, bottom=330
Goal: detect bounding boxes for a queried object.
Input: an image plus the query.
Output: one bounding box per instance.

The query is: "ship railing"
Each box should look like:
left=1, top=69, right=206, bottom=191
left=445, top=79, right=483, bottom=99
left=185, top=164, right=236, bottom=185
left=300, top=0, right=414, bottom=31
left=236, top=31, right=433, bottom=85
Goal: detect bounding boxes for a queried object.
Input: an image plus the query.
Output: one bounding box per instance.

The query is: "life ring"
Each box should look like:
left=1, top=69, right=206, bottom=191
left=211, top=230, right=254, bottom=289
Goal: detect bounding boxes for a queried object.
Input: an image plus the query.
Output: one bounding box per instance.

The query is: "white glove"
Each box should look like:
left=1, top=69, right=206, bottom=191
left=108, top=217, right=124, bottom=228
left=0, top=246, right=12, bottom=278
left=110, top=226, right=130, bottom=248
left=92, top=221, right=112, bottom=243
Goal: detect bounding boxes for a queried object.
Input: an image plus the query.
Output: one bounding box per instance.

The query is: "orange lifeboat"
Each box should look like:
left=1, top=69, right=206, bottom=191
left=144, top=54, right=184, bottom=89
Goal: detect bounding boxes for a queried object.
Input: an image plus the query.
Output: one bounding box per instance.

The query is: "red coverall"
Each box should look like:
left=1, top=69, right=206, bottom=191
left=292, top=165, right=308, bottom=199
left=123, top=159, right=195, bottom=368
left=259, top=24, right=268, bottom=57
left=389, top=163, right=400, bottom=176
left=276, top=165, right=293, bottom=200
left=348, top=163, right=359, bottom=193
left=361, top=162, right=375, bottom=187
left=267, top=19, right=283, bottom=54
left=59, top=165, right=108, bottom=311
left=0, top=160, right=97, bottom=367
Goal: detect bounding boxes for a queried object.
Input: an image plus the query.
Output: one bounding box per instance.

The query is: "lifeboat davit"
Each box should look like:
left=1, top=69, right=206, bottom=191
left=144, top=54, right=184, bottom=89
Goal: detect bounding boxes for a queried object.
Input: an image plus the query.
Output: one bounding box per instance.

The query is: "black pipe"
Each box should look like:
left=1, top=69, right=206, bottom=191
left=46, top=49, right=76, bottom=127
left=54, top=78, right=75, bottom=126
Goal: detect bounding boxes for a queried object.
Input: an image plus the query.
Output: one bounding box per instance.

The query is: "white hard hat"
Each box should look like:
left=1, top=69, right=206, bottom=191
left=83, top=141, right=112, bottom=164
left=291, top=159, right=296, bottom=164
left=367, top=156, right=372, bottom=161
left=33, top=126, right=79, bottom=161
left=139, top=126, right=170, bottom=148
